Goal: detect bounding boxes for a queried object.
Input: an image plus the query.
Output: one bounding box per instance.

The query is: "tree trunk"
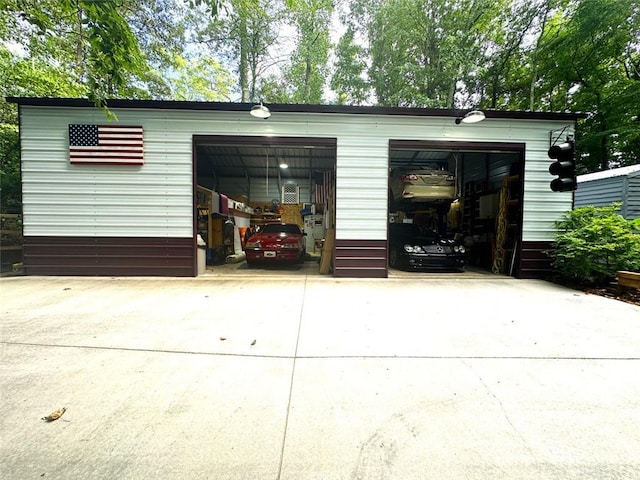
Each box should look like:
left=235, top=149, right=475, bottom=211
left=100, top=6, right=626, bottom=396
left=304, top=56, right=312, bottom=102
left=239, top=15, right=249, bottom=102
left=75, top=2, right=84, bottom=80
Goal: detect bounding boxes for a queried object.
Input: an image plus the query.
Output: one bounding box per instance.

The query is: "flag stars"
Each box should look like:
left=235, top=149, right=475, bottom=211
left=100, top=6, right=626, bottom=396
left=69, top=124, right=99, bottom=146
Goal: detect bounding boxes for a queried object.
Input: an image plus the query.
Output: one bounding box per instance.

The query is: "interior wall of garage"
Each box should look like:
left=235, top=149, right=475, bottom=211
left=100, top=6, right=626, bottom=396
left=198, top=175, right=314, bottom=205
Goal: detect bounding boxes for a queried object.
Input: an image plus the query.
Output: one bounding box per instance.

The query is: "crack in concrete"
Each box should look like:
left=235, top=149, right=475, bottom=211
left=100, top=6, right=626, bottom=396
left=462, top=360, right=540, bottom=466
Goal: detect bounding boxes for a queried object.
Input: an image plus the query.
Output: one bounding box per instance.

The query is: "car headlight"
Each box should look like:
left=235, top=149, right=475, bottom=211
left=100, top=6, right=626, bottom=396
left=404, top=244, right=425, bottom=253
left=245, top=241, right=261, bottom=248
left=454, top=245, right=466, bottom=253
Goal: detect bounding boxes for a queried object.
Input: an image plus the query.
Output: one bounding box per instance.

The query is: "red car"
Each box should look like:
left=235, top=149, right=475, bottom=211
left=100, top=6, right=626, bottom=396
left=244, top=223, right=306, bottom=266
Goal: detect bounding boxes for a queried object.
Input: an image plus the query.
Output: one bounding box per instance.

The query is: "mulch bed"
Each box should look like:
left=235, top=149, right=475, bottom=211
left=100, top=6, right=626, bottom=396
left=584, top=287, right=640, bottom=307
left=550, top=276, right=640, bottom=307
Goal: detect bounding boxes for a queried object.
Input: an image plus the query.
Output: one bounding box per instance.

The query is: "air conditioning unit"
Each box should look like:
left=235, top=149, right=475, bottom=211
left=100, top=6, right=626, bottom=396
left=281, top=184, right=300, bottom=204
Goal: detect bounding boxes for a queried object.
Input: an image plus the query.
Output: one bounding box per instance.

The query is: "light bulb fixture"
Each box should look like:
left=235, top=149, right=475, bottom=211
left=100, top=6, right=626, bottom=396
left=279, top=162, right=288, bottom=169
left=455, top=110, right=486, bottom=125
left=250, top=102, right=271, bottom=119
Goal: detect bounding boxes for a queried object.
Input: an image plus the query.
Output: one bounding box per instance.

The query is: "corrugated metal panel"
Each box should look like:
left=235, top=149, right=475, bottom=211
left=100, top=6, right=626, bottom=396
left=334, top=239, right=387, bottom=278
left=575, top=171, right=640, bottom=220
left=23, top=236, right=194, bottom=276
left=461, top=152, right=487, bottom=185
left=211, top=176, right=313, bottom=204
left=20, top=107, right=193, bottom=238
left=519, top=241, right=553, bottom=279
left=20, top=105, right=573, bottom=255
left=627, top=176, right=640, bottom=219
left=574, top=177, right=625, bottom=208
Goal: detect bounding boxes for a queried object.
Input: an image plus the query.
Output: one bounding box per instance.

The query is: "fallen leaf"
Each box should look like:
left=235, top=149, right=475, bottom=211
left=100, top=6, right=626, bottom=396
left=220, top=337, right=227, bottom=341
left=250, top=340, right=256, bottom=346
left=42, top=407, right=66, bottom=422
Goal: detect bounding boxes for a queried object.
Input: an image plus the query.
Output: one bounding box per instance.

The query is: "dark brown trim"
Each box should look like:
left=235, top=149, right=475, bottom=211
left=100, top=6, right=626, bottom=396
left=390, top=140, right=527, bottom=152
left=193, top=135, right=338, bottom=148
left=518, top=241, right=553, bottom=279
left=334, top=239, right=387, bottom=278
left=6, top=97, right=587, bottom=121
left=23, top=236, right=194, bottom=277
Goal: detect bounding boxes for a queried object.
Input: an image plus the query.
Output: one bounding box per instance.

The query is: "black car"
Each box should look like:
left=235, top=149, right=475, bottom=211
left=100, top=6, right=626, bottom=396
left=388, top=223, right=466, bottom=271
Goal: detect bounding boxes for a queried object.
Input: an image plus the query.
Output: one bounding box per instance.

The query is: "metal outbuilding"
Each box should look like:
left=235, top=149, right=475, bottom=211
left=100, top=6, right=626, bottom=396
left=7, top=97, right=583, bottom=278
left=575, top=165, right=640, bottom=219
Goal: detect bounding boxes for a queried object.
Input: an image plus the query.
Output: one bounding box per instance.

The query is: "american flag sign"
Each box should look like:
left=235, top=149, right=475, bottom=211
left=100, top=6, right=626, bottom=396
left=68, top=124, right=144, bottom=165
left=314, top=170, right=333, bottom=205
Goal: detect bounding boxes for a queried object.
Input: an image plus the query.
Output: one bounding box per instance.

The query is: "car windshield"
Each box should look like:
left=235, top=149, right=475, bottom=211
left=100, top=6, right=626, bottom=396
left=392, top=223, right=439, bottom=239
left=260, top=224, right=301, bottom=234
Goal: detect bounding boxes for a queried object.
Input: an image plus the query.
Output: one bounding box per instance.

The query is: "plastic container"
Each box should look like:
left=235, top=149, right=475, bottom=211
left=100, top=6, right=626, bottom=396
left=197, top=234, right=206, bottom=274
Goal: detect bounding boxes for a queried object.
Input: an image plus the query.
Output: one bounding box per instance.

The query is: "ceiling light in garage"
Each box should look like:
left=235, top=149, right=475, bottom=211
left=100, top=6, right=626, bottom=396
left=279, top=162, right=288, bottom=169
left=250, top=102, right=271, bottom=119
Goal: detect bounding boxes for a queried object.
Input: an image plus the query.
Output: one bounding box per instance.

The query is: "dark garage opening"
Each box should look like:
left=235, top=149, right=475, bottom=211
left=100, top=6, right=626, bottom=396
left=193, top=136, right=336, bottom=274
left=389, top=140, right=525, bottom=277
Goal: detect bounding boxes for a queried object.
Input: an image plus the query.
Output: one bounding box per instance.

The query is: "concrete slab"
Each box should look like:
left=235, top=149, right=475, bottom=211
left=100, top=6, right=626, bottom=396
left=1, top=344, right=292, bottom=480
left=297, top=278, right=640, bottom=359
left=1, top=275, right=639, bottom=479
left=1, top=276, right=306, bottom=357
left=281, top=358, right=640, bottom=479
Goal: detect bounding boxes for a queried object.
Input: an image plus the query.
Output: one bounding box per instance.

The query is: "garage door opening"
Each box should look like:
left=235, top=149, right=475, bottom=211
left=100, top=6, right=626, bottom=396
left=389, top=140, right=525, bottom=277
left=194, top=136, right=336, bottom=275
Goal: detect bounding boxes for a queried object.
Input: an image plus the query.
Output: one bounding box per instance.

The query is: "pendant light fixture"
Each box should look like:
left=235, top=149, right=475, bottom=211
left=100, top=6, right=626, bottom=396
left=250, top=102, right=271, bottom=119
left=455, top=110, right=486, bottom=124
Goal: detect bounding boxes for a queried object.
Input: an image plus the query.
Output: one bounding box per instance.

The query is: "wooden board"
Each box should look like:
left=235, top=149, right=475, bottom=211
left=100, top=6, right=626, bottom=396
left=319, top=228, right=334, bottom=274
left=618, top=271, right=640, bottom=291
left=281, top=204, right=303, bottom=227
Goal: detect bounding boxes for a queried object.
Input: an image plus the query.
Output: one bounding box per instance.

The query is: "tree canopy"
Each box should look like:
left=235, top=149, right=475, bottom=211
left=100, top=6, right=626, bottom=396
left=1, top=0, right=639, bottom=170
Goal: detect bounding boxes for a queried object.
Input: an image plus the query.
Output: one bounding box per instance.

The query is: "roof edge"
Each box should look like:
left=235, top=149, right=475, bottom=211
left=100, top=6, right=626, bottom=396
left=577, top=164, right=640, bottom=182
left=5, top=96, right=587, bottom=121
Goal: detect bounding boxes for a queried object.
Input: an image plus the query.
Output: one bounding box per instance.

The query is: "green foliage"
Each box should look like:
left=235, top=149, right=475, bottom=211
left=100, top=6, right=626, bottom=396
left=1, top=0, right=639, bottom=165
left=548, top=204, right=640, bottom=285
left=281, top=0, right=333, bottom=104
left=330, top=26, right=369, bottom=105
left=172, top=56, right=232, bottom=101
left=0, top=124, right=21, bottom=213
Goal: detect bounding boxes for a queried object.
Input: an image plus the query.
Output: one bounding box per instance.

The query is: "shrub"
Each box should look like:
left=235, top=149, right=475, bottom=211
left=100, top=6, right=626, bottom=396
left=0, top=124, right=21, bottom=213
left=547, top=204, right=640, bottom=286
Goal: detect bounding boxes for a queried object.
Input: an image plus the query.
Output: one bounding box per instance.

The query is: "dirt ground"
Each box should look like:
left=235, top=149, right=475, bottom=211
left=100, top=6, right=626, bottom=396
left=585, top=286, right=640, bottom=307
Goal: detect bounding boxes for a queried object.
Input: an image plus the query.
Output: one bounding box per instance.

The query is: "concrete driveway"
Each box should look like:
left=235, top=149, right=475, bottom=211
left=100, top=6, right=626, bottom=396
left=1, top=274, right=639, bottom=479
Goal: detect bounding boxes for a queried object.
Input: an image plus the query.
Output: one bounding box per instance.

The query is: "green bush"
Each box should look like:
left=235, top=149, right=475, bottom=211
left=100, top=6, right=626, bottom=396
left=548, top=204, right=640, bottom=286
left=0, top=123, right=21, bottom=213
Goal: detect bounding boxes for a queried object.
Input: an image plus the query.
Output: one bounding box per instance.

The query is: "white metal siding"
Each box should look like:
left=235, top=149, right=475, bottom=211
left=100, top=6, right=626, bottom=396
left=20, top=106, right=573, bottom=242
left=20, top=107, right=193, bottom=237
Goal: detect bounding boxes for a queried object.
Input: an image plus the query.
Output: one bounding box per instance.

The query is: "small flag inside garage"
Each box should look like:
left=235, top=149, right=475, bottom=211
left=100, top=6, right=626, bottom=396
left=68, top=124, right=144, bottom=165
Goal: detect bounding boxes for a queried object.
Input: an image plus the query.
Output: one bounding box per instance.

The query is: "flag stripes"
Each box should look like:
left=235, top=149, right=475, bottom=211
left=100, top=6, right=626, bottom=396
left=314, top=170, right=333, bottom=205
left=69, top=124, right=144, bottom=165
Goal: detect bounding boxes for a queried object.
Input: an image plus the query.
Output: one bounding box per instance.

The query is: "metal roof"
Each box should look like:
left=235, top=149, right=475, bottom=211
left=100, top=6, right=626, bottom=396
left=196, top=143, right=335, bottom=179
left=6, top=96, right=587, bottom=121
